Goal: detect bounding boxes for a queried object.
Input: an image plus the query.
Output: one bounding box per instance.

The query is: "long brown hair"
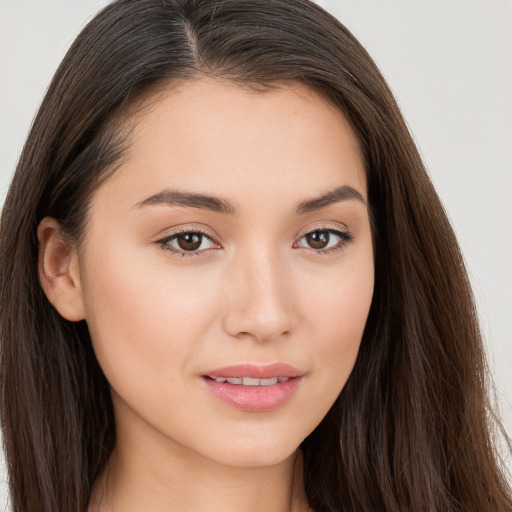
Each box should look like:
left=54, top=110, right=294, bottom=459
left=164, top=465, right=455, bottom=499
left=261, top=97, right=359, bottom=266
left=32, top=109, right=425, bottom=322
left=0, top=1, right=510, bottom=511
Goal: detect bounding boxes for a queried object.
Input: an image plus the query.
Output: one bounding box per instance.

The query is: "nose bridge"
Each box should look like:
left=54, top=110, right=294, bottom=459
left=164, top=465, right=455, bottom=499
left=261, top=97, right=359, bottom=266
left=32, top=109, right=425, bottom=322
left=222, top=244, right=296, bottom=342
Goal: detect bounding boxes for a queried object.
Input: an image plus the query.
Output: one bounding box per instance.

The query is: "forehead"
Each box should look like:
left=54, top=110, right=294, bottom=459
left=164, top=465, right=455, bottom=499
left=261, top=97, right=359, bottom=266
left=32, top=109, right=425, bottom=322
left=94, top=77, right=367, bottom=211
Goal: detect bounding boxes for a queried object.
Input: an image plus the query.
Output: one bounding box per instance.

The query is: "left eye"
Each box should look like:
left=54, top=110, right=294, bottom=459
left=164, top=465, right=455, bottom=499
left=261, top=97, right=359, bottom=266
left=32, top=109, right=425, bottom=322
left=295, top=229, right=350, bottom=251
left=160, top=231, right=218, bottom=253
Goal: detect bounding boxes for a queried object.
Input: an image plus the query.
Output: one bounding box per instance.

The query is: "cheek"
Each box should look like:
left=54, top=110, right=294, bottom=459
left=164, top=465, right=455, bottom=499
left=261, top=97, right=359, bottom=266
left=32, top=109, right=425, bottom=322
left=80, top=245, right=222, bottom=392
left=302, top=252, right=374, bottom=390
left=307, top=247, right=374, bottom=333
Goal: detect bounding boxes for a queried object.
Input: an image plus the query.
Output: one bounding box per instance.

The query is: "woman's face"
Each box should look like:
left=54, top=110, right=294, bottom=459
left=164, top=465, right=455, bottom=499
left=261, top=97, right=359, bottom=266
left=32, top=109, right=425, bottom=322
left=75, top=78, right=374, bottom=468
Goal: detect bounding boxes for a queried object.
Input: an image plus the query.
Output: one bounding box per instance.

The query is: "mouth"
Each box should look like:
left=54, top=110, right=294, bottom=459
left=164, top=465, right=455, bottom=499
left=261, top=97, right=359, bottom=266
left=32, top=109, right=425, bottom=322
left=202, top=363, right=304, bottom=412
left=206, top=376, right=291, bottom=386
left=204, top=363, right=303, bottom=380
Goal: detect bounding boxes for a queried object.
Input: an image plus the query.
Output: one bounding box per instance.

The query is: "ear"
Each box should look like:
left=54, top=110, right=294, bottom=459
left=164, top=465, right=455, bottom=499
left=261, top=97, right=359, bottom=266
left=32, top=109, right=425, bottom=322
left=37, top=217, right=86, bottom=322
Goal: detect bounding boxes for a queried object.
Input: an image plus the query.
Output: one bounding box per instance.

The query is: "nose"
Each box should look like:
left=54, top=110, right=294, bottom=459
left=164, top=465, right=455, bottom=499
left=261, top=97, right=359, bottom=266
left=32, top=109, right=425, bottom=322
left=221, top=248, right=297, bottom=343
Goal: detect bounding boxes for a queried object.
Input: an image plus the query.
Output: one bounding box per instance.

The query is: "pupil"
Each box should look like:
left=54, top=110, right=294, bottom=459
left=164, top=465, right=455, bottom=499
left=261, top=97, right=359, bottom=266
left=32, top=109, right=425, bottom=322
left=177, top=233, right=202, bottom=251
left=306, top=231, right=329, bottom=249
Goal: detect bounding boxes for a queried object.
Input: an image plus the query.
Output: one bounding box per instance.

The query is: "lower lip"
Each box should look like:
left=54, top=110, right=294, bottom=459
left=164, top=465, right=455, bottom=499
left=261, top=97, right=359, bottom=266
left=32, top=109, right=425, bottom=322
left=203, top=377, right=301, bottom=412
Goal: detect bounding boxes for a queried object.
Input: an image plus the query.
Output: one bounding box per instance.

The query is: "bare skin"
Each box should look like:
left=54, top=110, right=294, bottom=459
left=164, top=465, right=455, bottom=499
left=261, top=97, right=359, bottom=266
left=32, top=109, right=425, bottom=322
left=38, top=78, right=374, bottom=512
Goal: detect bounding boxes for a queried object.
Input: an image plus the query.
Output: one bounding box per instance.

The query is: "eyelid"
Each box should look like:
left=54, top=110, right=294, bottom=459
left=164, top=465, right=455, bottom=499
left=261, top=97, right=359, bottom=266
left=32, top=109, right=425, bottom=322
left=295, top=222, right=351, bottom=241
left=155, top=225, right=222, bottom=256
left=293, top=223, right=354, bottom=253
left=155, top=224, right=220, bottom=242
left=153, top=222, right=353, bottom=257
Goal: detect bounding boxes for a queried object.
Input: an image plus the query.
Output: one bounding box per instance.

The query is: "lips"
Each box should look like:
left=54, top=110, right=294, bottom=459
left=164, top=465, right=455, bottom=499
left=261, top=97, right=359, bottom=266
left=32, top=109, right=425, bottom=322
left=210, top=376, right=290, bottom=386
left=202, top=363, right=304, bottom=412
left=205, top=363, right=303, bottom=380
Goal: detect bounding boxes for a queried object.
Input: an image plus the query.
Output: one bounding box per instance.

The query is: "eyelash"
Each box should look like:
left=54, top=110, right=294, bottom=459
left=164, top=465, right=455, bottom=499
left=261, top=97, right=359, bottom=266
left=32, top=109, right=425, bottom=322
left=294, top=227, right=354, bottom=255
left=156, top=226, right=354, bottom=257
left=157, top=228, right=220, bottom=258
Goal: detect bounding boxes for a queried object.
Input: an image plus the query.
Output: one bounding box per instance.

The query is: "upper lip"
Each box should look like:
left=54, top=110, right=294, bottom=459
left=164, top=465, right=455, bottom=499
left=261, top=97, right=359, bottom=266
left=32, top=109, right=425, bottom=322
left=204, top=363, right=303, bottom=380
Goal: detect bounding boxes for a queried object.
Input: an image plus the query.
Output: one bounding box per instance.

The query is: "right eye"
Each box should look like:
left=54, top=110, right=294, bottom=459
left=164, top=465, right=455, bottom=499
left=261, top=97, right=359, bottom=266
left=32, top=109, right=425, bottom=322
left=157, top=230, right=220, bottom=256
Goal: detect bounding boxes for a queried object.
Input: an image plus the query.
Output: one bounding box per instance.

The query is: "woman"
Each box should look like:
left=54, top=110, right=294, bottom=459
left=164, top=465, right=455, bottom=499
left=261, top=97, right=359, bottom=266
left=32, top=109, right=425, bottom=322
left=0, top=0, right=510, bottom=511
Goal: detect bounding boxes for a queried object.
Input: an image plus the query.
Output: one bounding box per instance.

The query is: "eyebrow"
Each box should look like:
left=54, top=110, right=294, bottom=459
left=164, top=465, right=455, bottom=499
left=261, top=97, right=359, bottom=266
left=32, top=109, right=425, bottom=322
left=294, top=185, right=366, bottom=214
left=135, top=189, right=237, bottom=215
left=135, top=184, right=366, bottom=215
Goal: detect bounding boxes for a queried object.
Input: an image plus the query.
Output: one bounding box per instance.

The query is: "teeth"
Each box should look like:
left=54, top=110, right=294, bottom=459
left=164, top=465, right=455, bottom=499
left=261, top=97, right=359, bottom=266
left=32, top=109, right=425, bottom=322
left=259, top=377, right=278, bottom=385
left=242, top=377, right=261, bottom=386
left=212, top=376, right=288, bottom=386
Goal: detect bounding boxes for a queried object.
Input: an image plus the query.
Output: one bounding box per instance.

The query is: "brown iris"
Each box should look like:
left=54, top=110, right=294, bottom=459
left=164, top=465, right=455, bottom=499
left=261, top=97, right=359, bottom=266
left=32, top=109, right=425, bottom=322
left=305, top=230, right=330, bottom=249
left=176, top=232, right=203, bottom=251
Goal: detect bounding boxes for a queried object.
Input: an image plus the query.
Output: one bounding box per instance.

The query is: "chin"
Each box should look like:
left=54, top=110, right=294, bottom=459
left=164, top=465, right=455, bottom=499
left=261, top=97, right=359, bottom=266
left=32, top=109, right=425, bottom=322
left=189, top=421, right=310, bottom=469
left=208, top=445, right=299, bottom=469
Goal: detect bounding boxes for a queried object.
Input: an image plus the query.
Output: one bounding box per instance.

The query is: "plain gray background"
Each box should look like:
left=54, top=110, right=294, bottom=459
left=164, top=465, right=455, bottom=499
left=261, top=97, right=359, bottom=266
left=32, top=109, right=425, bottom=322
left=0, top=0, right=511, bottom=507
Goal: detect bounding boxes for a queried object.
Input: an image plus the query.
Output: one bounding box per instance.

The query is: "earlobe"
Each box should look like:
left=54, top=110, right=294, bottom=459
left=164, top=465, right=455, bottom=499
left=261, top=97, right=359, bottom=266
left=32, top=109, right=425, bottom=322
left=37, top=217, right=86, bottom=322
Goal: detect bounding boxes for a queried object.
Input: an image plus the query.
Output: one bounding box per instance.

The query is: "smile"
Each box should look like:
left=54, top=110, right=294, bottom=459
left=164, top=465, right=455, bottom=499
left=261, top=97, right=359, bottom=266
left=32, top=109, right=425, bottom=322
left=211, top=376, right=290, bottom=386
left=203, top=363, right=304, bottom=411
